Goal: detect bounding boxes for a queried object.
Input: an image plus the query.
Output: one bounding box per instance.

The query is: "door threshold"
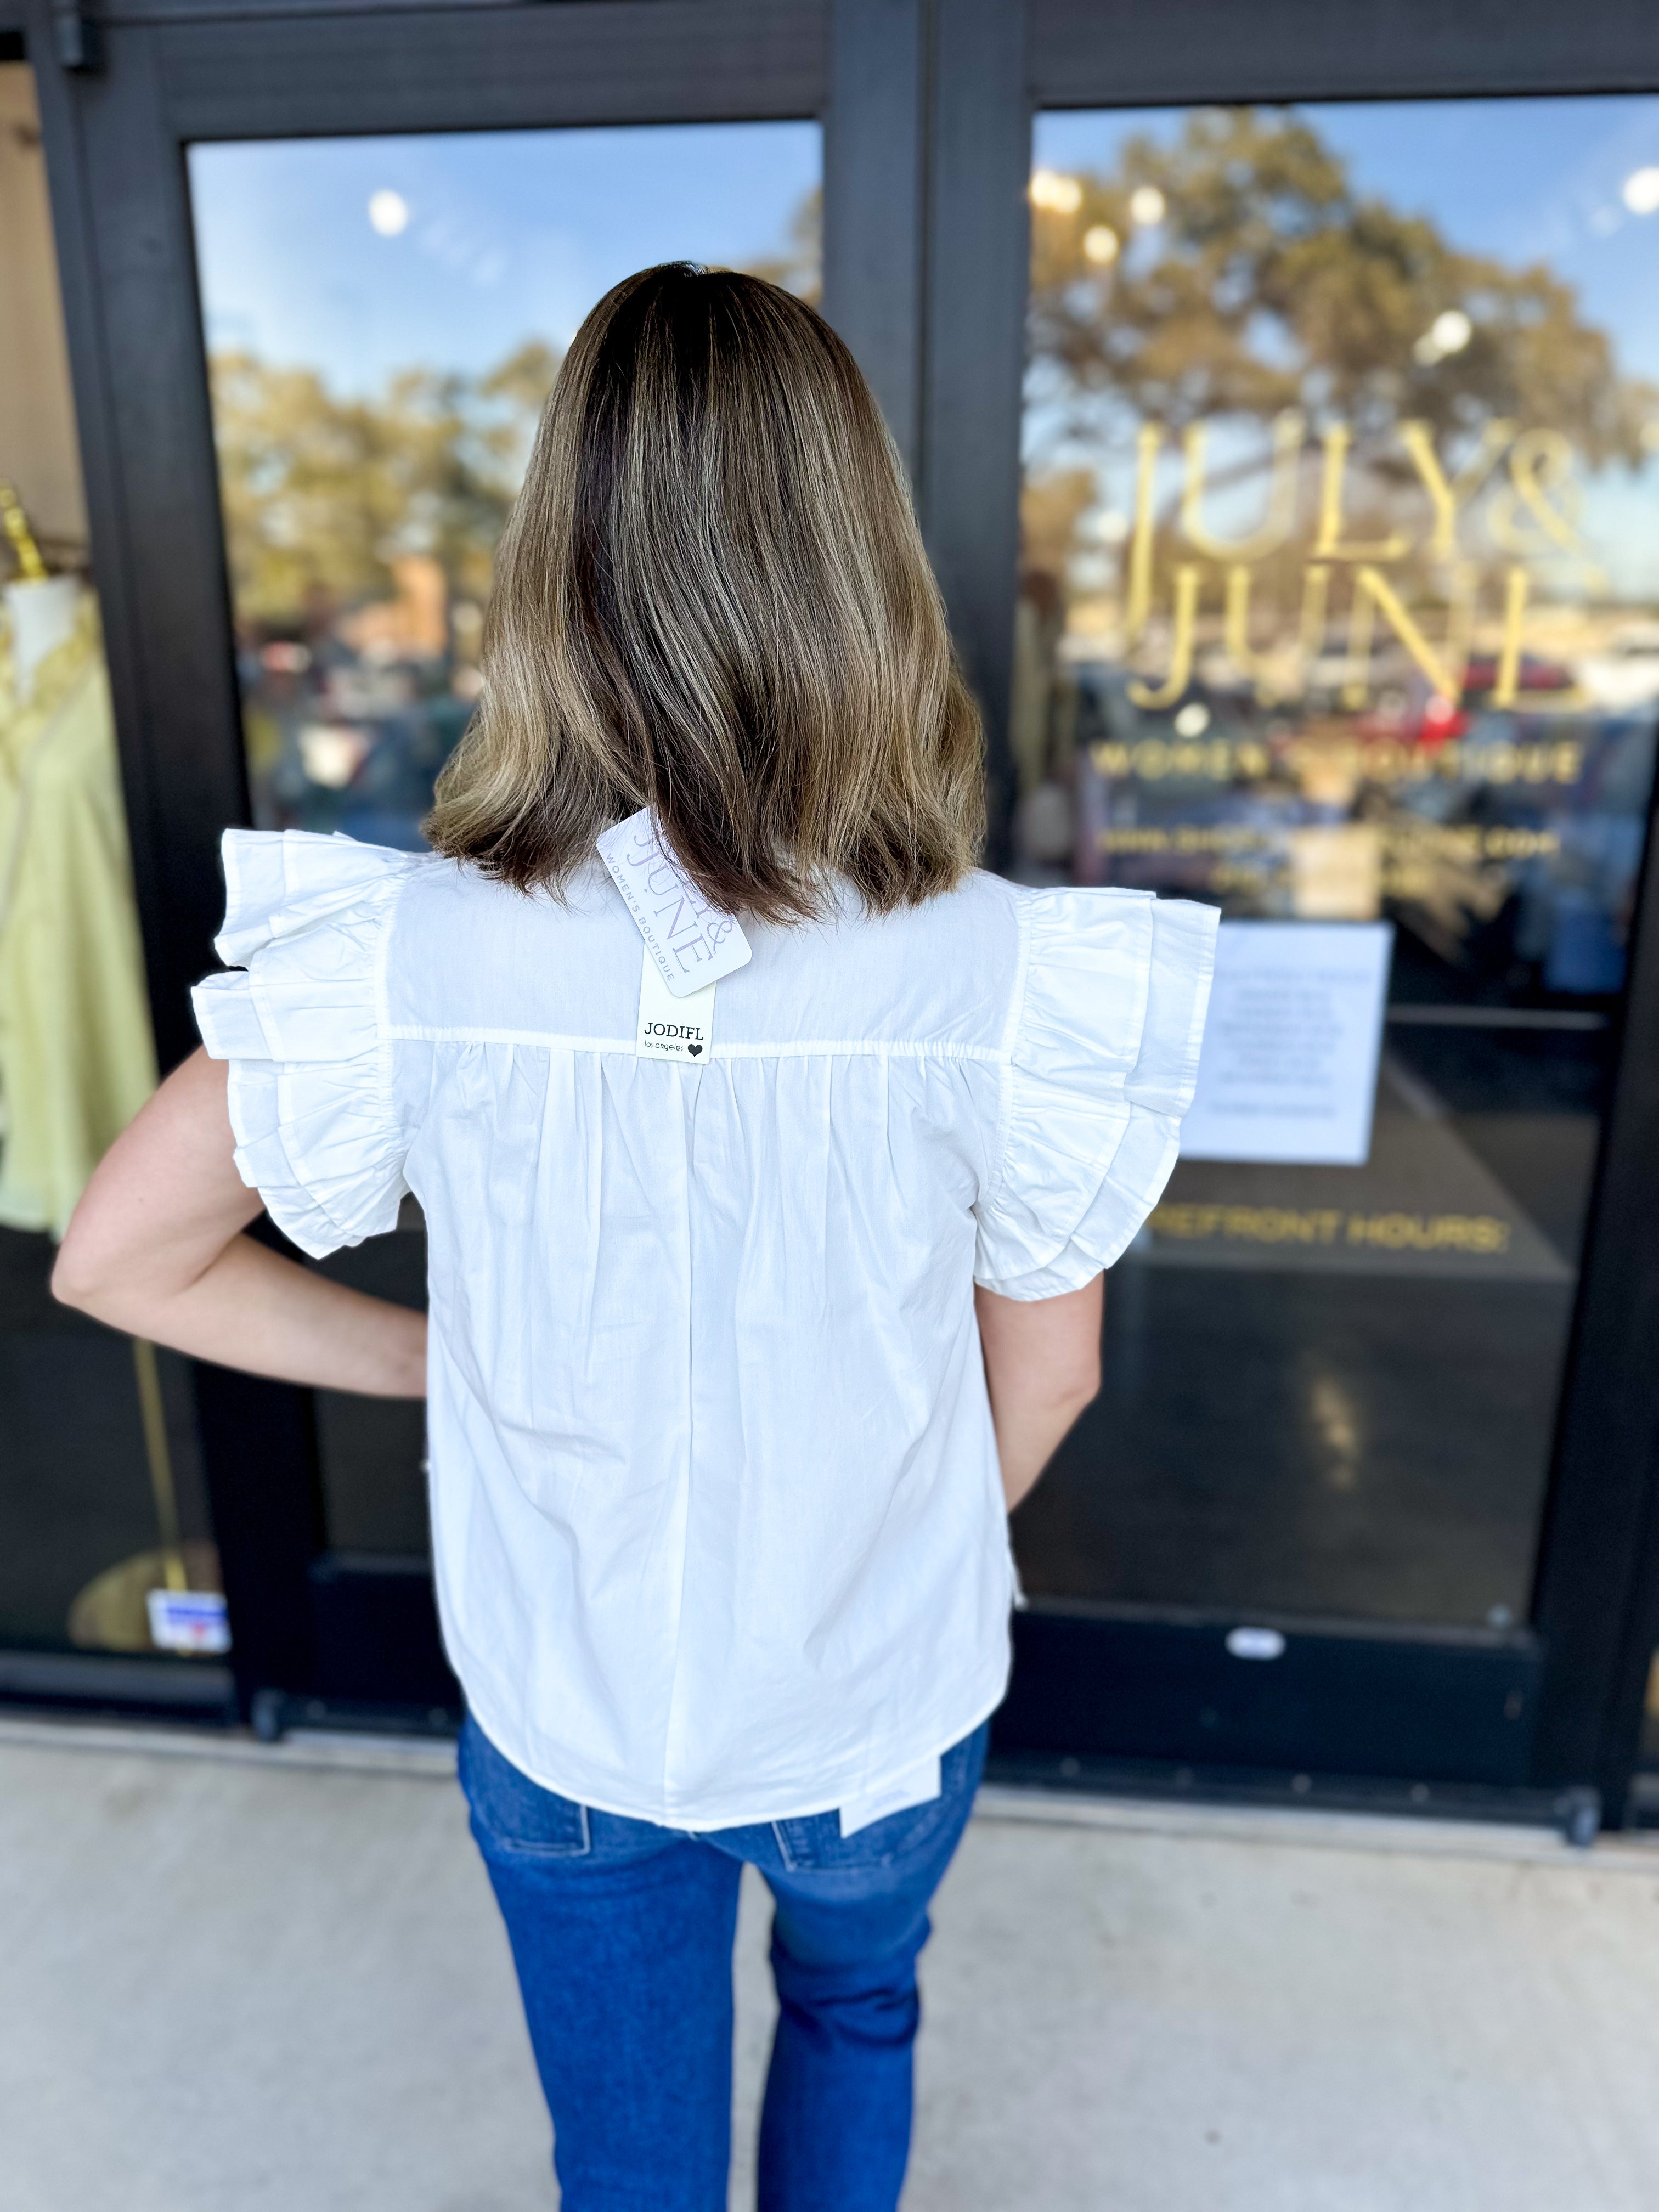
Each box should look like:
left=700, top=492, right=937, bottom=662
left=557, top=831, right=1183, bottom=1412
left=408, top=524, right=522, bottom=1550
left=0, top=1710, right=455, bottom=1780
left=984, top=1748, right=1606, bottom=1844
left=973, top=1781, right=1659, bottom=1866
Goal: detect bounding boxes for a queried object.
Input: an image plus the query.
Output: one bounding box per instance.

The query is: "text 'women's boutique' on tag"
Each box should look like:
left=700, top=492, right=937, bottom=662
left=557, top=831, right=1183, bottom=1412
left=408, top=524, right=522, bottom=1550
left=597, top=808, right=752, bottom=997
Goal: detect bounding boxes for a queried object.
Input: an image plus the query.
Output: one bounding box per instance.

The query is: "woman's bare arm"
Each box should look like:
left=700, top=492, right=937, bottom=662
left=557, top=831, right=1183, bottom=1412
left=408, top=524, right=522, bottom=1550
left=975, top=1276, right=1103, bottom=1511
left=53, top=1048, right=426, bottom=1398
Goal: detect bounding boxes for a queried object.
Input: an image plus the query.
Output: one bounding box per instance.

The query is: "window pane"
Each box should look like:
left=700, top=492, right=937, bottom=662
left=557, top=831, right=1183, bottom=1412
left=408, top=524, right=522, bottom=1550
left=1014, top=98, right=1659, bottom=1627
left=1, top=58, right=218, bottom=1661
left=190, top=123, right=821, bottom=851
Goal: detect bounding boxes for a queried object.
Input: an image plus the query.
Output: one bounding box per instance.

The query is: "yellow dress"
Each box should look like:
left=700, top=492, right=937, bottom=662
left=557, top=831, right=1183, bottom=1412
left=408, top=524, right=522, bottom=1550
left=0, top=600, right=157, bottom=1238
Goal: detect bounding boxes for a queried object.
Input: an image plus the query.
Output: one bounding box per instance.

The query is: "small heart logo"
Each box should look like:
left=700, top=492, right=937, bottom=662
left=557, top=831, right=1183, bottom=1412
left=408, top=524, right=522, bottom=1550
left=686, top=1042, right=703, bottom=1057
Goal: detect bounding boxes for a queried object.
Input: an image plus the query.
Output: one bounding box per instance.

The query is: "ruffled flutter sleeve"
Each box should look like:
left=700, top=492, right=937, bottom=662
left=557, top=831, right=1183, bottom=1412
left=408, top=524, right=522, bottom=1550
left=973, top=888, right=1218, bottom=1300
left=191, top=830, right=422, bottom=1260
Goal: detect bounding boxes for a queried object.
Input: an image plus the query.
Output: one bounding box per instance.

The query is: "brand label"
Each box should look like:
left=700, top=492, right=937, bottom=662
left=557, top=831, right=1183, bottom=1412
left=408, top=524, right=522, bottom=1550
left=597, top=807, right=751, bottom=1000
left=634, top=946, right=716, bottom=1062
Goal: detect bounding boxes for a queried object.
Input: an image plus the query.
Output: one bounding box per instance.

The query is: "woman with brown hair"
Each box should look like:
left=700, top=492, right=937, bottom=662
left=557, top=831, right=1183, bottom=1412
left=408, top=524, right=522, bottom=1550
left=54, top=263, right=1215, bottom=2210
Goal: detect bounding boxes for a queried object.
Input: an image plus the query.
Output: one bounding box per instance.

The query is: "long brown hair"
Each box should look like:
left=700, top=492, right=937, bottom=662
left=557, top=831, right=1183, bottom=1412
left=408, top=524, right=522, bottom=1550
left=425, top=262, right=983, bottom=920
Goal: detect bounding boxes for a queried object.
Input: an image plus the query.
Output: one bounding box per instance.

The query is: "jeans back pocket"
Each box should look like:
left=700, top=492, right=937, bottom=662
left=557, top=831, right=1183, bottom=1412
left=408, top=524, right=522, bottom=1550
left=459, top=1716, right=592, bottom=1859
left=772, top=1724, right=988, bottom=1871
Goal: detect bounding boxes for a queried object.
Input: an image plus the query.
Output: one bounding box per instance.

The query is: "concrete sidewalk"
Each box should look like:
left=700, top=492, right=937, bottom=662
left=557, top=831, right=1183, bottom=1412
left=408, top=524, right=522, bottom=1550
left=1, top=1719, right=1656, bottom=2212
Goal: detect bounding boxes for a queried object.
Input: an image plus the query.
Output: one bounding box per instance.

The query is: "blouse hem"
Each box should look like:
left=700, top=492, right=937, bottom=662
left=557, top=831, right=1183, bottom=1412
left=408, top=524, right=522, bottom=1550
left=455, top=1656, right=1013, bottom=1834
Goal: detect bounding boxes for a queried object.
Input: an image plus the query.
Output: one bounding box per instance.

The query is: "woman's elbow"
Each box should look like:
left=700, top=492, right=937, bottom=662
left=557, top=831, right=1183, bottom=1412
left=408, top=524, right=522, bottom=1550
left=50, top=1225, right=114, bottom=1316
left=51, top=1208, right=142, bottom=1322
left=1050, top=1320, right=1102, bottom=1415
left=1060, top=1348, right=1102, bottom=1420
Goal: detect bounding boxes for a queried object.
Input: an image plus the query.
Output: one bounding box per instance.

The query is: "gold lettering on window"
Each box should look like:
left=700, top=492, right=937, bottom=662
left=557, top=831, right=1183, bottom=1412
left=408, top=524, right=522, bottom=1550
left=1314, top=425, right=1408, bottom=561
left=1397, top=418, right=1514, bottom=560
left=1341, top=565, right=1468, bottom=709
left=1126, top=564, right=1201, bottom=709
left=1181, top=411, right=1304, bottom=563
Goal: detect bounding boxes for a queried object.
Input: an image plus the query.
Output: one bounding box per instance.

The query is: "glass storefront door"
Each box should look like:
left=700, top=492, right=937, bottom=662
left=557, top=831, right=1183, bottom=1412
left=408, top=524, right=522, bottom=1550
left=997, top=91, right=1659, bottom=1788
left=8, top=0, right=842, bottom=1723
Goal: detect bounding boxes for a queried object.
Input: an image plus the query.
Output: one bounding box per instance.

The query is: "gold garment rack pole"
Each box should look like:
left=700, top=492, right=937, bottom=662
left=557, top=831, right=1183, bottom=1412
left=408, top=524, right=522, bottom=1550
left=132, top=1339, right=189, bottom=1592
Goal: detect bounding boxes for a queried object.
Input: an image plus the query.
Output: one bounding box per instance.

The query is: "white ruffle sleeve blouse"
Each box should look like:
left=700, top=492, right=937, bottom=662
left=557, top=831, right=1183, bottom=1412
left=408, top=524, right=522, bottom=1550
left=193, top=831, right=1217, bottom=1827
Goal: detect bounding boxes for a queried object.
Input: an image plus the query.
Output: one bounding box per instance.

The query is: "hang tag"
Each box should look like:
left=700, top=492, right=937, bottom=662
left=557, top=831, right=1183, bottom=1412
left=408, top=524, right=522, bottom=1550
left=597, top=807, right=751, bottom=1001
left=634, top=946, right=716, bottom=1062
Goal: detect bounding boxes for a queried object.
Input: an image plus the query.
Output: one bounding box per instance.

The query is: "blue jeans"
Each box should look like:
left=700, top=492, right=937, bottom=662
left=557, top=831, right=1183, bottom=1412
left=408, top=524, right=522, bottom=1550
left=459, top=1714, right=988, bottom=2211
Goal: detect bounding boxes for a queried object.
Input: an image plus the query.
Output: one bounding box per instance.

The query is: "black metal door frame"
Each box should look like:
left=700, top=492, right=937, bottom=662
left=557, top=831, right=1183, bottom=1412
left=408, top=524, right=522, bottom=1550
left=928, top=0, right=1659, bottom=1826
left=15, top=0, right=1659, bottom=1821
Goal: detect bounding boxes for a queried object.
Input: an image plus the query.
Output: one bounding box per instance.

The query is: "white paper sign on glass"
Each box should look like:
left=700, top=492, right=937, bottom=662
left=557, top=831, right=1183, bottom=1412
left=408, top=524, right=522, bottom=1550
left=145, top=1588, right=232, bottom=1655
left=597, top=807, right=751, bottom=1000
left=1178, top=921, right=1393, bottom=1167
